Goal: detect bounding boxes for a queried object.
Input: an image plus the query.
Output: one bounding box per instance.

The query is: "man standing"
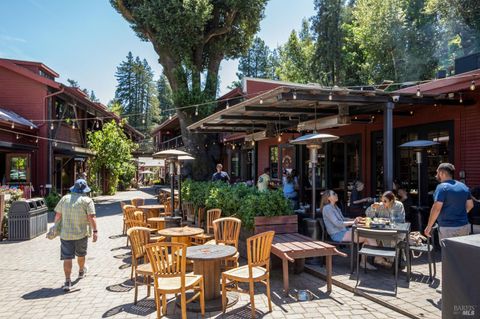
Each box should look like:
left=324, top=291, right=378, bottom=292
left=425, top=163, right=473, bottom=241
left=257, top=167, right=270, bottom=192
left=54, top=179, right=97, bottom=292
left=211, top=163, right=230, bottom=183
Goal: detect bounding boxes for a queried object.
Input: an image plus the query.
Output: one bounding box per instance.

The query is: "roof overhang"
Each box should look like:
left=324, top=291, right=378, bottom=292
left=188, top=84, right=465, bottom=134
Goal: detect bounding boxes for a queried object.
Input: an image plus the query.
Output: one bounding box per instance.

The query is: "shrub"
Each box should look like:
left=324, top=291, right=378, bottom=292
left=44, top=192, right=61, bottom=211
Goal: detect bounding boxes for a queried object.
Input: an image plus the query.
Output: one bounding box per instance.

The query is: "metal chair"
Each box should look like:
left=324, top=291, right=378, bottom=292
left=317, top=217, right=354, bottom=271
left=355, top=228, right=403, bottom=294
left=409, top=224, right=438, bottom=280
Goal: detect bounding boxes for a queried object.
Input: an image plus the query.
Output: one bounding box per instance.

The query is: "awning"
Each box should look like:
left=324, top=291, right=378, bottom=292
left=0, top=107, right=37, bottom=129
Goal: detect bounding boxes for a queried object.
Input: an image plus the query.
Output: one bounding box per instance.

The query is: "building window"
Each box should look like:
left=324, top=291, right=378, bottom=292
left=269, top=146, right=279, bottom=179
left=230, top=150, right=240, bottom=180
left=7, top=154, right=30, bottom=183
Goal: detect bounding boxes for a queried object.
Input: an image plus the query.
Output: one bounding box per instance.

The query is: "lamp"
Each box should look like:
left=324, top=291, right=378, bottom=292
left=290, top=133, right=339, bottom=218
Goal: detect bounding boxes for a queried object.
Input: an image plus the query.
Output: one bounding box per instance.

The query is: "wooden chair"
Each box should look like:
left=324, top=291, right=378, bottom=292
left=221, top=231, right=275, bottom=318
left=162, top=200, right=174, bottom=216
left=123, top=205, right=138, bottom=247
left=212, top=217, right=241, bottom=270
left=182, top=202, right=195, bottom=225
left=197, top=207, right=206, bottom=228
left=191, top=209, right=222, bottom=245
left=121, top=201, right=129, bottom=235
left=131, top=198, right=145, bottom=207
left=145, top=242, right=205, bottom=319
left=127, top=227, right=165, bottom=303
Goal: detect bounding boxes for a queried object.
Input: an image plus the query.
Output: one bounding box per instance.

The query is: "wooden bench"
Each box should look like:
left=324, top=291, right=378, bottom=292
left=255, top=215, right=346, bottom=294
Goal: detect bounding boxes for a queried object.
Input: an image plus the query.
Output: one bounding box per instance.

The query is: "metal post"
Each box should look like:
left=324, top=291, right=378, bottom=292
left=177, top=161, right=182, bottom=215
left=308, top=145, right=320, bottom=219
left=383, top=102, right=394, bottom=191
left=169, top=160, right=175, bottom=216
left=416, top=151, right=422, bottom=207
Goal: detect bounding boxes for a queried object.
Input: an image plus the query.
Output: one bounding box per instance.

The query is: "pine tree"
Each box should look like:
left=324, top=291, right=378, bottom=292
left=236, top=37, right=272, bottom=81
left=157, top=74, right=174, bottom=122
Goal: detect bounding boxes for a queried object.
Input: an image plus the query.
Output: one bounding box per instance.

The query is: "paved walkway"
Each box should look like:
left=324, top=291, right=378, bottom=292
left=0, top=188, right=409, bottom=318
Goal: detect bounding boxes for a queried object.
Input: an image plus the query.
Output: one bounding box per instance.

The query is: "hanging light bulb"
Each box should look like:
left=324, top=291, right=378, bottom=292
left=50, top=123, right=54, bottom=130
left=328, top=92, right=333, bottom=101
left=226, top=101, right=230, bottom=109
left=259, top=99, right=263, bottom=105
left=416, top=85, right=422, bottom=97
left=30, top=125, right=33, bottom=130
left=95, top=120, right=100, bottom=129
left=72, top=145, right=75, bottom=150
left=35, top=138, right=39, bottom=143
left=169, top=114, right=172, bottom=120
left=232, top=144, right=235, bottom=150
left=277, top=134, right=282, bottom=143
left=11, top=122, right=15, bottom=129
left=471, top=80, right=476, bottom=91
left=195, top=106, right=198, bottom=116
left=16, top=134, right=19, bottom=139
left=410, top=110, right=414, bottom=115
left=251, top=139, right=255, bottom=146
left=54, top=141, right=58, bottom=147
left=459, top=93, right=463, bottom=103
left=72, top=122, right=76, bottom=129
left=142, top=118, right=145, bottom=124
left=292, top=91, right=297, bottom=100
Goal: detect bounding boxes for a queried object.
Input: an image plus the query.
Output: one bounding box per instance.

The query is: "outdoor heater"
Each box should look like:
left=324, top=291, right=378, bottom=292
left=152, top=149, right=192, bottom=216
left=398, top=140, right=439, bottom=207
left=290, top=133, right=339, bottom=219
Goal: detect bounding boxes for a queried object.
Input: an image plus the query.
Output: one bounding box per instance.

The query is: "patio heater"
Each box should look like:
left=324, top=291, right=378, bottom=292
left=398, top=140, right=439, bottom=207
left=152, top=149, right=192, bottom=216
left=290, top=133, right=339, bottom=219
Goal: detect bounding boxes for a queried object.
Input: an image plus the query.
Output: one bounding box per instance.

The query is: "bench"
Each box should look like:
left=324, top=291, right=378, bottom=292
left=255, top=215, right=346, bottom=294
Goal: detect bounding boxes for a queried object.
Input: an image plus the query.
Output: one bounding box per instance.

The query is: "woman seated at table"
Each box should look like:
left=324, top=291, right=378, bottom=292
left=365, top=191, right=405, bottom=223
left=365, top=191, right=405, bottom=267
left=320, top=190, right=378, bottom=270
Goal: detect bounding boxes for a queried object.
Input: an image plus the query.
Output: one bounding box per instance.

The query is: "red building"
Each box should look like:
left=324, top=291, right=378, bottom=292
left=0, top=58, right=143, bottom=195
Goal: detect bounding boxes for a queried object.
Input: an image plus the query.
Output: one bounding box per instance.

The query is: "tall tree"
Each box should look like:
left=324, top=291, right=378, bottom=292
left=311, top=0, right=344, bottom=85
left=236, top=37, right=272, bottom=80
left=275, top=23, right=315, bottom=83
left=111, top=0, right=268, bottom=179
left=157, top=73, right=174, bottom=122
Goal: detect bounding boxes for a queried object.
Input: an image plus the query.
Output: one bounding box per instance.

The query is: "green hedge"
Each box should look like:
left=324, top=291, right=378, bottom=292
left=181, top=180, right=293, bottom=230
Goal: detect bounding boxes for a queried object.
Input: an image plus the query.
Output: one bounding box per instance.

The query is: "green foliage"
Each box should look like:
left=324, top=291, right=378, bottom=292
left=87, top=120, right=137, bottom=195
left=44, top=192, right=61, bottom=211
left=1, top=188, right=24, bottom=238
left=236, top=37, right=276, bottom=82
left=181, top=180, right=293, bottom=230
left=157, top=74, right=174, bottom=122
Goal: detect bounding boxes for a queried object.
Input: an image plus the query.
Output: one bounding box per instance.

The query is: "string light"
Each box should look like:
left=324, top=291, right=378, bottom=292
left=459, top=93, right=463, bottom=103
left=416, top=85, right=422, bottom=97
left=169, top=114, right=172, bottom=120
left=292, top=91, right=297, bottom=100
left=16, top=134, right=19, bottom=139
left=328, top=92, right=333, bottom=101
left=277, top=134, right=282, bottom=143
left=471, top=80, right=476, bottom=91
left=30, top=125, right=33, bottom=130
left=72, top=122, right=76, bottom=129
left=410, top=110, right=414, bottom=115
left=195, top=106, right=198, bottom=116
left=54, top=142, right=58, bottom=147
left=251, top=139, right=255, bottom=146
left=11, top=122, right=14, bottom=129
left=226, top=101, right=230, bottom=109
left=142, top=118, right=146, bottom=124
left=50, top=123, right=54, bottom=130
left=232, top=144, right=235, bottom=150
left=259, top=99, right=263, bottom=105
left=35, top=138, right=39, bottom=143
left=95, top=121, right=99, bottom=129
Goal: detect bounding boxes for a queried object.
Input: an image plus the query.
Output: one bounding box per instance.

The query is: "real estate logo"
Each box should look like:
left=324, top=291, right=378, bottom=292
left=453, top=305, right=476, bottom=316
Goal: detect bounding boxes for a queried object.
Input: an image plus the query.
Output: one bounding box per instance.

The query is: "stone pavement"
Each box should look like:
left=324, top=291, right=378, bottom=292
left=0, top=188, right=408, bottom=319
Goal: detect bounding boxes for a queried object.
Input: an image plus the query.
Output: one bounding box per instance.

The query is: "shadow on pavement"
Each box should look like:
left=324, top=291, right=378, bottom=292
left=106, top=279, right=135, bottom=293
left=22, top=286, right=80, bottom=299
left=102, top=299, right=156, bottom=318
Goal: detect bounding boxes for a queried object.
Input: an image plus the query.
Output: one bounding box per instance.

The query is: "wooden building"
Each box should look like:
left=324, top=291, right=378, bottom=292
left=0, top=58, right=143, bottom=195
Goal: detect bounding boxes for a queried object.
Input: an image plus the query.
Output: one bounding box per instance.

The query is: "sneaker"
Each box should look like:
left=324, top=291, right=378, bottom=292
left=62, top=280, right=72, bottom=292
left=78, top=265, right=88, bottom=279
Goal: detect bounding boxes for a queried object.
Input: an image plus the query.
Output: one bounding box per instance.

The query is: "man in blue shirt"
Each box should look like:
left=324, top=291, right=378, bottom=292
left=425, top=163, right=473, bottom=241
left=212, top=163, right=230, bottom=183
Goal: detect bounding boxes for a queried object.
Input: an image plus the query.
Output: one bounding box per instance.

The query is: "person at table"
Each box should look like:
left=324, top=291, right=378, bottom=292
left=365, top=191, right=405, bottom=224
left=425, top=162, right=473, bottom=240
left=257, top=167, right=270, bottom=192
left=349, top=180, right=374, bottom=217
left=282, top=170, right=299, bottom=209
left=397, top=187, right=413, bottom=218
left=320, top=190, right=378, bottom=270
left=211, top=163, right=230, bottom=183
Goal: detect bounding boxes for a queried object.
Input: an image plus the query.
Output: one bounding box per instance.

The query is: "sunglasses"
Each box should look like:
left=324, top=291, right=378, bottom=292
left=382, top=199, right=389, bottom=203
left=330, top=192, right=337, bottom=196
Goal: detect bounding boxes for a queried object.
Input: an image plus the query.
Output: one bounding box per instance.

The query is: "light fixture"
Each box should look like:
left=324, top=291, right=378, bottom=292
left=54, top=141, right=58, bottom=147
left=95, top=120, right=99, bottom=129
left=410, top=110, right=414, bottom=115
left=459, top=93, right=463, bottom=103
left=470, top=80, right=476, bottom=91
left=251, top=139, right=255, bottom=146
left=226, top=101, right=230, bottom=109
left=277, top=134, right=282, bottom=143
left=169, top=114, right=172, bottom=120
left=328, top=92, right=333, bottom=101
left=232, top=144, right=235, bottom=150
left=259, top=99, right=263, bottom=104
left=30, top=125, right=33, bottom=130
left=16, top=134, right=19, bottom=139
left=50, top=123, right=54, bottom=130
left=416, top=85, right=422, bottom=97
left=72, top=122, right=76, bottom=129
left=195, top=106, right=198, bottom=116
left=35, top=138, right=39, bottom=143
left=292, top=91, right=297, bottom=100
left=11, top=122, right=14, bottom=129
left=142, top=118, right=145, bottom=124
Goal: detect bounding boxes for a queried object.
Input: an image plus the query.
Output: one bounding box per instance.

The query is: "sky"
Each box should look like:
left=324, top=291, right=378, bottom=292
left=0, top=0, right=315, bottom=105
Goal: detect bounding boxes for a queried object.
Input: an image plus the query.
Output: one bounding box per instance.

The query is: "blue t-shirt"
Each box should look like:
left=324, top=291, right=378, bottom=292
left=434, top=180, right=470, bottom=227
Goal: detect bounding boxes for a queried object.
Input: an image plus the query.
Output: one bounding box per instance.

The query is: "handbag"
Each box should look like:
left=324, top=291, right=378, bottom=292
left=408, top=231, right=427, bottom=246
left=46, top=220, right=62, bottom=240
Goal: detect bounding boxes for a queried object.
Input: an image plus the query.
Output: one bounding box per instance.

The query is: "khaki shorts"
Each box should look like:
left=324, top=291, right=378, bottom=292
left=60, top=237, right=88, bottom=260
left=438, top=224, right=470, bottom=242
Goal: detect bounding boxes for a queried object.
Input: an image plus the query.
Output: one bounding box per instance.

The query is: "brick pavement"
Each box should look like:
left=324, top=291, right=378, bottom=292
left=0, top=188, right=408, bottom=319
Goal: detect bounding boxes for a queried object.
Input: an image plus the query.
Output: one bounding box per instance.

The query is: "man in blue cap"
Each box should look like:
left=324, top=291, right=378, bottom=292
left=53, top=178, right=97, bottom=292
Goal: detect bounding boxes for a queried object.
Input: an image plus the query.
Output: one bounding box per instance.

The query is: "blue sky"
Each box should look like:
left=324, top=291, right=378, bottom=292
left=0, top=0, right=314, bottom=104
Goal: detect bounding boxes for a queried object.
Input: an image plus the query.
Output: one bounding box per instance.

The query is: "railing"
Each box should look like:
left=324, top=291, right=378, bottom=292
left=157, top=135, right=184, bottom=151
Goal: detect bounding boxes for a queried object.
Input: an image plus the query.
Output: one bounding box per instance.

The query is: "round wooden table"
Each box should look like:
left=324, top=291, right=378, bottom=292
left=179, top=244, right=238, bottom=311
left=158, top=226, right=204, bottom=246
left=147, top=217, right=166, bottom=231
left=138, top=204, right=165, bottom=220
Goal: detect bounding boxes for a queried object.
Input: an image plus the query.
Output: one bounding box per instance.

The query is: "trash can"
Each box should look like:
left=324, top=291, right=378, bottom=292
left=8, top=198, right=48, bottom=241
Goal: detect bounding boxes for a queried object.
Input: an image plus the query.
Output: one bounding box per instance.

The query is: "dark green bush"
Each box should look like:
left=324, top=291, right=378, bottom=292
left=44, top=192, right=61, bottom=211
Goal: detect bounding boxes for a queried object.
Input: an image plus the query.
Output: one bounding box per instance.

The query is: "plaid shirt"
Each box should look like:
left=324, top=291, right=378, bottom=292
left=55, top=193, right=96, bottom=240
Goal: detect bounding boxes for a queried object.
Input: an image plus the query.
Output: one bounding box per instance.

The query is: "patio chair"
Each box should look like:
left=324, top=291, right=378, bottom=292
left=318, top=217, right=354, bottom=271
left=120, top=201, right=129, bottom=235
left=221, top=231, right=275, bottom=318
left=127, top=227, right=165, bottom=302
left=131, top=198, right=145, bottom=208
left=212, top=217, right=241, bottom=270
left=145, top=242, right=205, bottom=319
left=409, top=224, right=438, bottom=280
left=123, top=205, right=138, bottom=247
left=355, top=228, right=403, bottom=294
left=182, top=202, right=195, bottom=225
left=191, top=209, right=222, bottom=245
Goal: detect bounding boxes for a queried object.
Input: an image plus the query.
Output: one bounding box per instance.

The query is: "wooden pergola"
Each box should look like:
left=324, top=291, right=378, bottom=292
left=188, top=84, right=469, bottom=189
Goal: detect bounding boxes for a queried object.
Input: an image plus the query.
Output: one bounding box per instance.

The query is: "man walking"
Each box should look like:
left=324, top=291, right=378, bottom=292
left=425, top=163, right=473, bottom=241
left=54, top=178, right=97, bottom=292
left=257, top=167, right=270, bottom=192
